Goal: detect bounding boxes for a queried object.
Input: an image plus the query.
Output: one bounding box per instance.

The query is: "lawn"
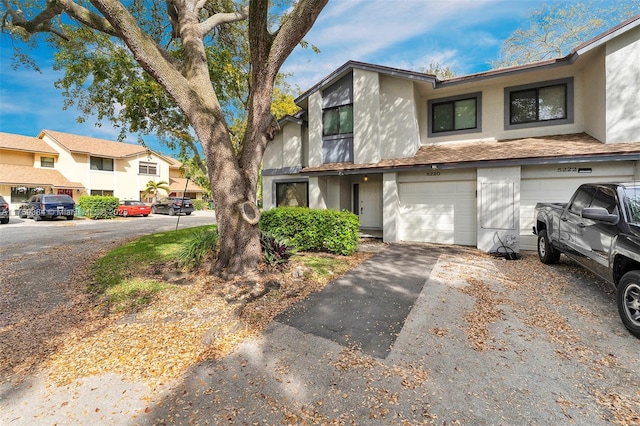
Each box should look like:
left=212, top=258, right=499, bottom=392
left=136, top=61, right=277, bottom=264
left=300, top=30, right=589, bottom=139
left=46, top=226, right=374, bottom=384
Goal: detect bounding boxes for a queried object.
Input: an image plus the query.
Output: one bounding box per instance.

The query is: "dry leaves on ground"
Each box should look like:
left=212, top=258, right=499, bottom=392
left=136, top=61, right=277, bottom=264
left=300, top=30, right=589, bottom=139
left=44, top=250, right=374, bottom=386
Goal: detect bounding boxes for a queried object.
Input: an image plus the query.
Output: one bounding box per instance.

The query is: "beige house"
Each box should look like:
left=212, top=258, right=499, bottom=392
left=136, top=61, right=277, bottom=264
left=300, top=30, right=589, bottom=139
left=263, top=15, right=640, bottom=253
left=0, top=129, right=206, bottom=212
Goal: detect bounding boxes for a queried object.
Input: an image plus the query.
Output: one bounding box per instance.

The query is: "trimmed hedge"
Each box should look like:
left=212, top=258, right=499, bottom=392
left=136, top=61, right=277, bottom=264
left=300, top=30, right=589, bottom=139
left=78, top=195, right=119, bottom=219
left=260, top=207, right=359, bottom=255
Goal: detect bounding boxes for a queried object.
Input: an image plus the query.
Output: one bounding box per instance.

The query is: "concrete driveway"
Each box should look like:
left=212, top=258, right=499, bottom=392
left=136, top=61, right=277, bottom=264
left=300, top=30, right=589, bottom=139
left=1, top=228, right=638, bottom=424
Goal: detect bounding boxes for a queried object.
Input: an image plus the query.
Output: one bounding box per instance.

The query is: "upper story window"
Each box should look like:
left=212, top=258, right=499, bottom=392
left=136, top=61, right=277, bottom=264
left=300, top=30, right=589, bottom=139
left=90, top=156, right=114, bottom=171
left=428, top=92, right=482, bottom=136
left=323, top=104, right=353, bottom=136
left=139, top=161, right=157, bottom=175
left=40, top=157, right=54, bottom=168
left=321, top=71, right=354, bottom=164
left=505, top=78, right=573, bottom=129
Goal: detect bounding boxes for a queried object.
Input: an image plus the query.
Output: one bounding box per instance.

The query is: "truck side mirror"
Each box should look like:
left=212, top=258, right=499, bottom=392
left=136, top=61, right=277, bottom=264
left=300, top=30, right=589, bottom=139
left=582, top=207, right=619, bottom=224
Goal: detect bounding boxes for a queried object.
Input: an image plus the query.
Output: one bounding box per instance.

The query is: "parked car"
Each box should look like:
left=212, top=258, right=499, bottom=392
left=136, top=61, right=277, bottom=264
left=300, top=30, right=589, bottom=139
left=534, top=183, right=640, bottom=338
left=0, top=195, right=9, bottom=224
left=19, top=194, right=76, bottom=221
left=117, top=200, right=151, bottom=217
left=151, top=197, right=194, bottom=216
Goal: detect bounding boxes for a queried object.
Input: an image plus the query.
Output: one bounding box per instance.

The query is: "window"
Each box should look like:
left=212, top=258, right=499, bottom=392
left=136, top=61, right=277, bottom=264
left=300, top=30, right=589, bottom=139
left=275, top=181, right=308, bottom=207
left=322, top=72, right=354, bottom=163
left=323, top=104, right=353, bottom=136
left=568, top=186, right=595, bottom=215
left=505, top=78, right=573, bottom=129
left=428, top=93, right=481, bottom=137
left=90, top=190, right=114, bottom=196
left=90, top=156, right=114, bottom=171
left=41, top=157, right=54, bottom=168
left=139, top=162, right=157, bottom=175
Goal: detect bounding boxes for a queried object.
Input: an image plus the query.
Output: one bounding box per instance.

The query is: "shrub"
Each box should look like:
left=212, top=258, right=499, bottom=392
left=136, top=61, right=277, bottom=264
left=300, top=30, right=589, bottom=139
left=177, top=227, right=219, bottom=270
left=260, top=231, right=296, bottom=270
left=192, top=199, right=208, bottom=210
left=260, top=207, right=359, bottom=255
left=78, top=195, right=119, bottom=219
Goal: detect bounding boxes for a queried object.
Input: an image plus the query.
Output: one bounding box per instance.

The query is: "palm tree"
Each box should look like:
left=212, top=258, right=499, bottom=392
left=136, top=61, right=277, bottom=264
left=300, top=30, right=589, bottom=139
left=143, top=180, right=171, bottom=203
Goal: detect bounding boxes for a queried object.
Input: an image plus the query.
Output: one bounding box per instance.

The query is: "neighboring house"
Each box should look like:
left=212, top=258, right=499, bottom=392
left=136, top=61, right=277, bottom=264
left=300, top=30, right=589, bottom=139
left=0, top=129, right=206, bottom=213
left=165, top=157, right=208, bottom=202
left=263, top=15, right=640, bottom=252
left=0, top=132, right=84, bottom=212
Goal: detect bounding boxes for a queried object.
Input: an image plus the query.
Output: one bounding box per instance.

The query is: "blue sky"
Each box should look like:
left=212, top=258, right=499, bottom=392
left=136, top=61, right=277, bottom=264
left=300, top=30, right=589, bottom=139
left=0, top=0, right=629, bottom=156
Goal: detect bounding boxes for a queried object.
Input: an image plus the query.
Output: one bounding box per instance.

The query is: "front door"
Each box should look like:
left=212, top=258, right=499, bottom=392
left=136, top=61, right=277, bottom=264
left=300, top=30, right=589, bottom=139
left=356, top=182, right=382, bottom=228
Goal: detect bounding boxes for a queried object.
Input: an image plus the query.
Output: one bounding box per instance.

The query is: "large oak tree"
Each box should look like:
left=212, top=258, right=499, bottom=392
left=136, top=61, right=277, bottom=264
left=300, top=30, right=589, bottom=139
left=2, top=0, right=328, bottom=276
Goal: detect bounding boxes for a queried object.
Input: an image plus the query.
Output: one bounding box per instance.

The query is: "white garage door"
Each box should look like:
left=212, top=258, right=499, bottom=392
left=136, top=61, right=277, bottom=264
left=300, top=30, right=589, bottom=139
left=520, top=163, right=634, bottom=250
left=398, top=180, right=476, bottom=245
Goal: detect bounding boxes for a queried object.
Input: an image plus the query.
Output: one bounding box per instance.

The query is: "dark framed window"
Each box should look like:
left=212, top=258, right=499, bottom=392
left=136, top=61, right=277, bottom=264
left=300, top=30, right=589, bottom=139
left=505, top=78, right=573, bottom=129
left=90, top=189, right=114, bottom=196
left=428, top=93, right=481, bottom=137
left=41, top=157, right=54, bottom=168
left=323, top=104, right=353, bottom=136
left=90, top=156, right=114, bottom=171
left=139, top=161, right=157, bottom=175
left=275, top=181, right=308, bottom=207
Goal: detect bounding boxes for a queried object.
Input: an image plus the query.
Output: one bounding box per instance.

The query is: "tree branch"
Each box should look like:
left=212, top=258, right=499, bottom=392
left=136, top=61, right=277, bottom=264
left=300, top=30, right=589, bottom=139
left=198, top=6, right=248, bottom=37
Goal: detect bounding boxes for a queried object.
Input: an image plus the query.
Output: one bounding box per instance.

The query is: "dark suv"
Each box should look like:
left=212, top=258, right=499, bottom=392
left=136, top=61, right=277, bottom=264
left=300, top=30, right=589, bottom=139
left=151, top=196, right=194, bottom=216
left=0, top=195, right=9, bottom=224
left=20, top=194, right=76, bottom=221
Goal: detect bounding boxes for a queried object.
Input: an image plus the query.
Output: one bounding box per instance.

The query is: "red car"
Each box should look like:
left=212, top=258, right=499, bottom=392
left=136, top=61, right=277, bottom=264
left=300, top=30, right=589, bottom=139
left=117, top=200, right=151, bottom=217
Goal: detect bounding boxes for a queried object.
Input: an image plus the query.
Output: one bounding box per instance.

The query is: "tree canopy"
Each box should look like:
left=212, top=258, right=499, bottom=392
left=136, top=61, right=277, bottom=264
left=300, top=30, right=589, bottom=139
left=2, top=0, right=328, bottom=276
left=492, top=0, right=640, bottom=68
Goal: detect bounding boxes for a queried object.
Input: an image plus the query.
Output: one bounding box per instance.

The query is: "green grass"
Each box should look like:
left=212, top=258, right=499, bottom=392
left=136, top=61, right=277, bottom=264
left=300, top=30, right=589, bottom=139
left=298, top=254, right=353, bottom=280
left=90, top=225, right=217, bottom=311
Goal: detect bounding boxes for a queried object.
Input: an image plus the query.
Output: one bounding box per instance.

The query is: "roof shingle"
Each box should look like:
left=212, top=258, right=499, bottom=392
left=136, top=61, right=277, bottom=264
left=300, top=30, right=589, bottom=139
left=0, top=164, right=84, bottom=188
left=301, top=133, right=640, bottom=174
left=41, top=129, right=147, bottom=158
left=0, top=132, right=59, bottom=154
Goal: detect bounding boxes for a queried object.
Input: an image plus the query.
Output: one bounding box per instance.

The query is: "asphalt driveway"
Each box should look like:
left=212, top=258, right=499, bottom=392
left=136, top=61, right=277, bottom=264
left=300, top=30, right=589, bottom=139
left=1, top=232, right=639, bottom=424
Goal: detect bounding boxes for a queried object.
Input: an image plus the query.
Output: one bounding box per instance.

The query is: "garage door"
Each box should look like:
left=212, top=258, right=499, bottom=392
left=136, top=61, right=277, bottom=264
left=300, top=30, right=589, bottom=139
left=520, top=163, right=634, bottom=250
left=398, top=180, right=476, bottom=245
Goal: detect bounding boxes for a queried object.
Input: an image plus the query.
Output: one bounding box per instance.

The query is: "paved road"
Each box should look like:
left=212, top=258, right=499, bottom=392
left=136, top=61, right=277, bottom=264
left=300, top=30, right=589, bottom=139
left=0, top=211, right=217, bottom=260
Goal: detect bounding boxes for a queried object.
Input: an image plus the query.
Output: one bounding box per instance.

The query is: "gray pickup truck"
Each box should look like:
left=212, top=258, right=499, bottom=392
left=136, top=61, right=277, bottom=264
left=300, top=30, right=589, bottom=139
left=533, top=182, right=640, bottom=338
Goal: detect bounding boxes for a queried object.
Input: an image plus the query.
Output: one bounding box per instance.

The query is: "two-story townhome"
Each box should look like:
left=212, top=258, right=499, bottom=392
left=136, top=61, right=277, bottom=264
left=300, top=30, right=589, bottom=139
left=0, top=132, right=84, bottom=211
left=39, top=129, right=207, bottom=203
left=0, top=129, right=207, bottom=213
left=263, top=15, right=640, bottom=253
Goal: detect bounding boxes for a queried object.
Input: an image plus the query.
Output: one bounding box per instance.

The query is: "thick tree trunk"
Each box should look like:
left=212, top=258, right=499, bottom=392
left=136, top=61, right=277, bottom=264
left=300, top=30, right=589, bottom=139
left=193, top=106, right=262, bottom=278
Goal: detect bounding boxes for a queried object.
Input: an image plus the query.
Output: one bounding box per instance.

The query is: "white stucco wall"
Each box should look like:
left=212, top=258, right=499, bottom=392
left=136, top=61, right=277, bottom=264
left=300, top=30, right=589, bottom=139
left=263, top=121, right=302, bottom=170
left=263, top=132, right=284, bottom=170
left=379, top=76, right=420, bottom=159
left=581, top=50, right=607, bottom=142
left=476, top=166, right=521, bottom=253
left=605, top=24, right=640, bottom=143
left=382, top=172, right=399, bottom=242
left=353, top=69, right=380, bottom=164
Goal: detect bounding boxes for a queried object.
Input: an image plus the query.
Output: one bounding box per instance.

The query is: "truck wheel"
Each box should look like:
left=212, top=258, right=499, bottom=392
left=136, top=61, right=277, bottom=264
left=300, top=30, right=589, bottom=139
left=537, top=229, right=560, bottom=264
left=617, top=272, right=640, bottom=339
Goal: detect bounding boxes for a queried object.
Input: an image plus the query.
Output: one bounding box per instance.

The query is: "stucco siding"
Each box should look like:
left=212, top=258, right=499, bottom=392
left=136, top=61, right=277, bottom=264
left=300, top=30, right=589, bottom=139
left=379, top=75, right=420, bottom=159
left=605, top=25, right=640, bottom=143
left=0, top=150, right=32, bottom=166
left=353, top=69, right=380, bottom=164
